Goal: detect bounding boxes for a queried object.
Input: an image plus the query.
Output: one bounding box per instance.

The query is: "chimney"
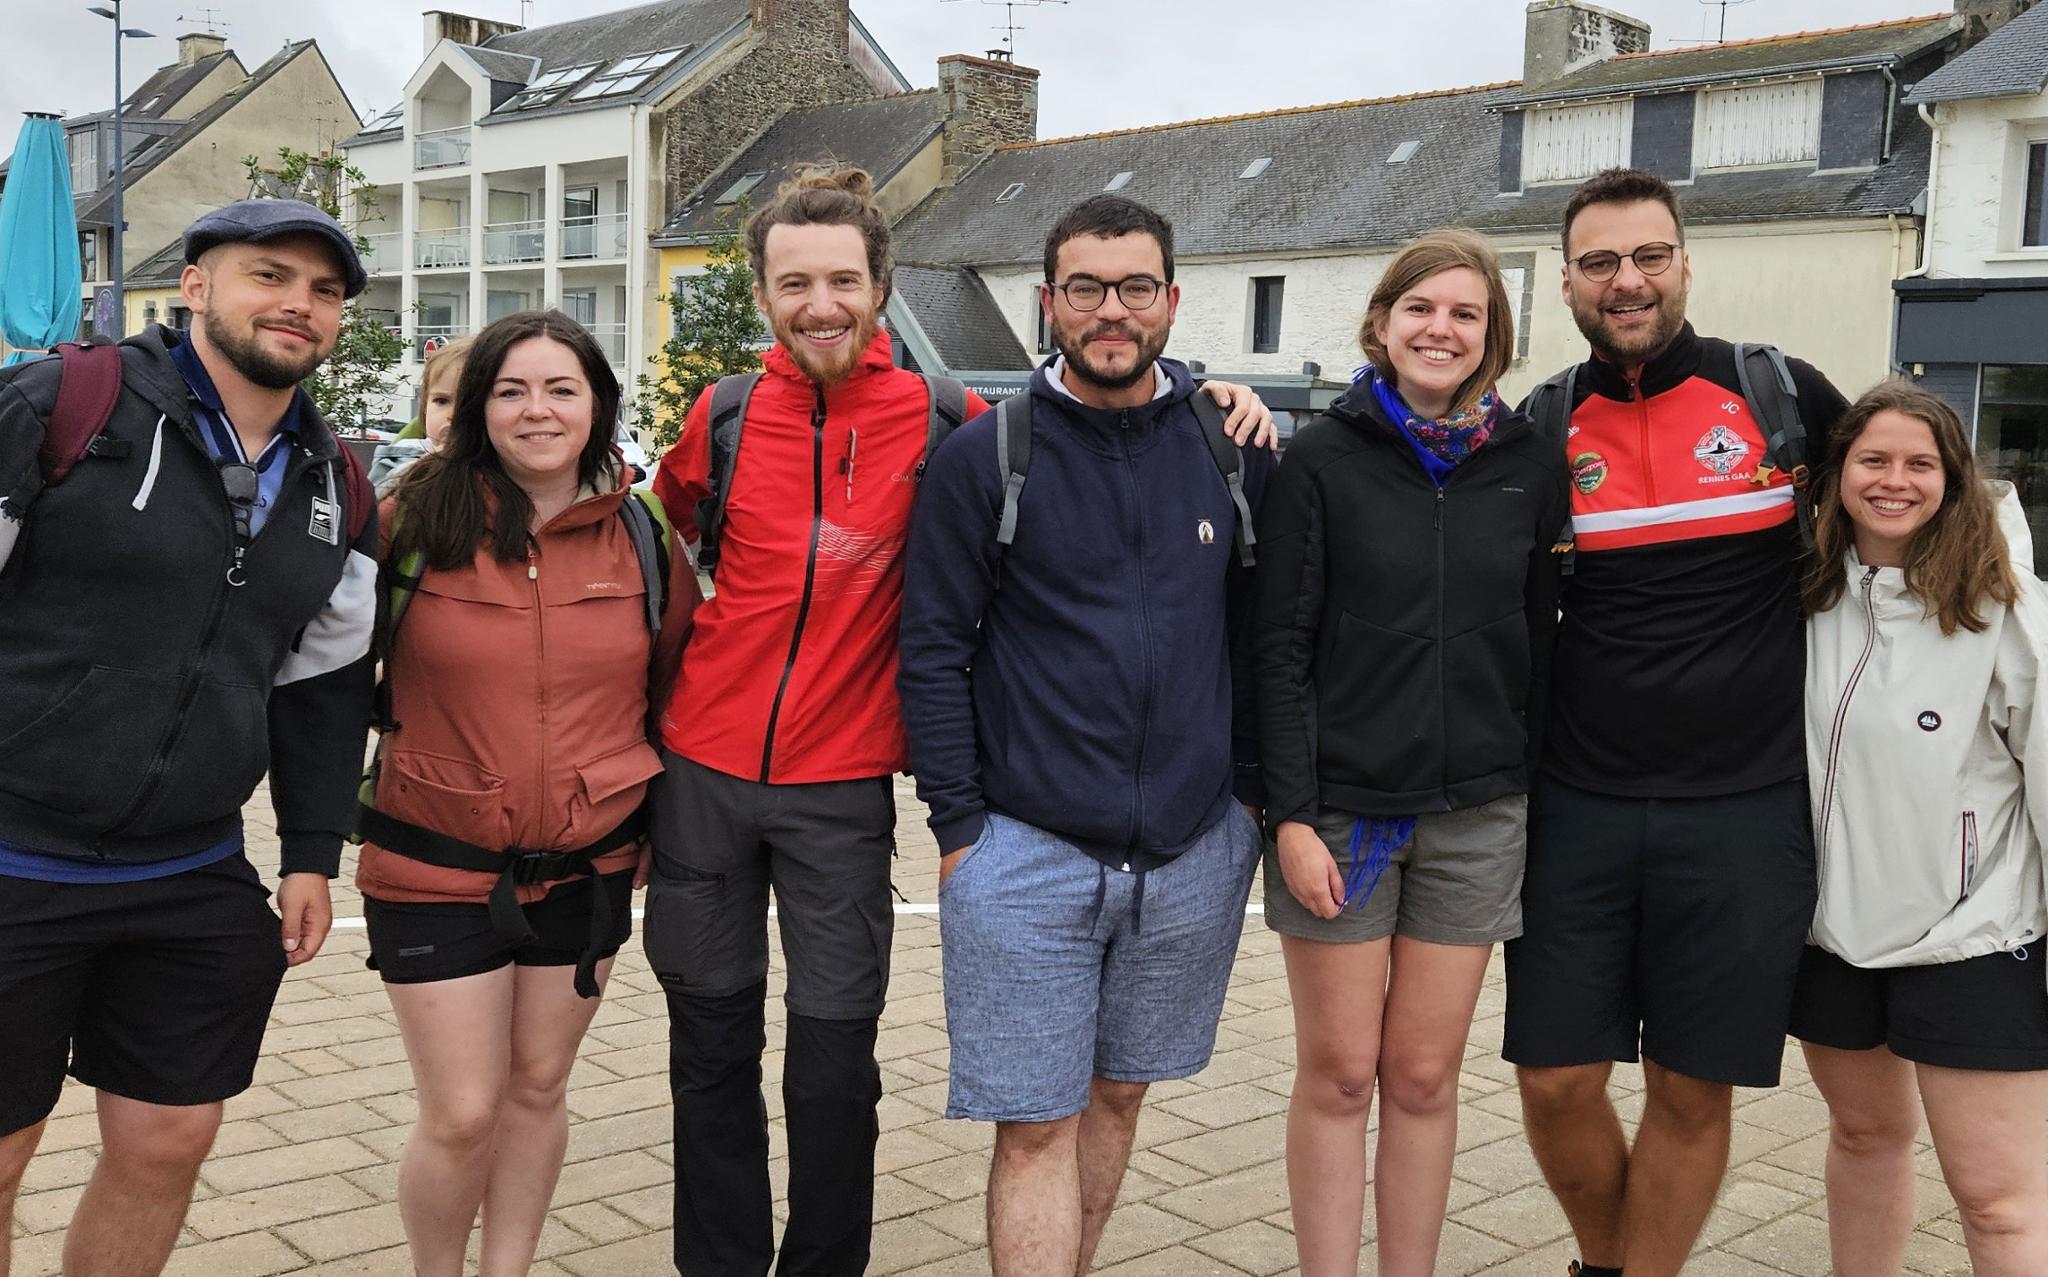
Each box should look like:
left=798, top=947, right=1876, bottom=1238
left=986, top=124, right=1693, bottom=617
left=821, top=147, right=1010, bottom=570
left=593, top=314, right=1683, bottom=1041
left=750, top=0, right=850, bottom=49
left=422, top=10, right=524, bottom=57
left=1524, top=1, right=1651, bottom=91
left=177, top=31, right=228, bottom=67
left=938, top=51, right=1039, bottom=182
left=1957, top=0, right=2037, bottom=46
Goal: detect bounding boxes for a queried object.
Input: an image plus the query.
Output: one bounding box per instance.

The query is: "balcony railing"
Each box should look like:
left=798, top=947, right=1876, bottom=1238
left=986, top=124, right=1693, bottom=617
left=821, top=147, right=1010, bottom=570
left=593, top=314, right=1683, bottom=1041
left=414, top=126, right=472, bottom=170
left=359, top=232, right=402, bottom=276
left=415, top=324, right=466, bottom=357
left=562, top=212, right=629, bottom=261
left=587, top=322, right=627, bottom=366
left=415, top=227, right=471, bottom=270
left=483, top=219, right=546, bottom=265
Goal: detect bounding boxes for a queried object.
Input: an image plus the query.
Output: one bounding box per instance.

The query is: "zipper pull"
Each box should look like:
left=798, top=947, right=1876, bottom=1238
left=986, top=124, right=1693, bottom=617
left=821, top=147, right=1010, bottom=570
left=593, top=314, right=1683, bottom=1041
left=1434, top=489, right=1444, bottom=530
left=528, top=562, right=538, bottom=581
left=226, top=544, right=248, bottom=588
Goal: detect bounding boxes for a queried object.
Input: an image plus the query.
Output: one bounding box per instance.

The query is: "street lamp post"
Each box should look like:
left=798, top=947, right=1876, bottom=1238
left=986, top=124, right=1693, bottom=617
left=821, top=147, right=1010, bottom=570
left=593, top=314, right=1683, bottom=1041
left=87, top=2, right=153, bottom=338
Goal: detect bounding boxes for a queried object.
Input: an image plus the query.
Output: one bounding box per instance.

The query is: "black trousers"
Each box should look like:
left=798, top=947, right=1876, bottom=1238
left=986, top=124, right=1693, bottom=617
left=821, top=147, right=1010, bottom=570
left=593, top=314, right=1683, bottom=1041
left=647, top=752, right=896, bottom=1277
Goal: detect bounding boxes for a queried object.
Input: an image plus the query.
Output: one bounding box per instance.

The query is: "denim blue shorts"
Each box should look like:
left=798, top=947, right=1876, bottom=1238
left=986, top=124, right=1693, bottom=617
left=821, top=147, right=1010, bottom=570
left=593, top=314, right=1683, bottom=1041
left=938, top=806, right=1261, bottom=1122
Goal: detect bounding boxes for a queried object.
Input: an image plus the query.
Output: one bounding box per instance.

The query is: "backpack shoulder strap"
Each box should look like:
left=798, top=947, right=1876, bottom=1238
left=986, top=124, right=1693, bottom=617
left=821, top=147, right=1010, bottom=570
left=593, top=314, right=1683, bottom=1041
left=694, top=373, right=760, bottom=576
left=1733, top=342, right=1812, bottom=547
left=1523, top=363, right=1579, bottom=452
left=1188, top=389, right=1257, bottom=568
left=619, top=489, right=670, bottom=635
left=335, top=440, right=373, bottom=546
left=919, top=374, right=968, bottom=481
left=993, top=392, right=1032, bottom=550
left=40, top=341, right=125, bottom=487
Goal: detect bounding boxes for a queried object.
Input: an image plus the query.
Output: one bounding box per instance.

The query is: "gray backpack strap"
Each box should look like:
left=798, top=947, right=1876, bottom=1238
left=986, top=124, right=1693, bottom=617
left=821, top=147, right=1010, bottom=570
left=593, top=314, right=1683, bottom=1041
left=993, top=393, right=1032, bottom=549
left=920, top=375, right=969, bottom=481
left=617, top=490, right=665, bottom=635
left=694, top=373, right=760, bottom=576
left=1188, top=390, right=1257, bottom=568
left=1523, top=364, right=1580, bottom=575
left=1732, top=342, right=1812, bottom=547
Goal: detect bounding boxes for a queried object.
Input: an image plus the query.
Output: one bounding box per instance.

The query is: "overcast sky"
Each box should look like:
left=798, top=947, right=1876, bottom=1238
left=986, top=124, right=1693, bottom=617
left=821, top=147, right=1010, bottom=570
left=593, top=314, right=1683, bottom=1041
left=5, top=0, right=1950, bottom=159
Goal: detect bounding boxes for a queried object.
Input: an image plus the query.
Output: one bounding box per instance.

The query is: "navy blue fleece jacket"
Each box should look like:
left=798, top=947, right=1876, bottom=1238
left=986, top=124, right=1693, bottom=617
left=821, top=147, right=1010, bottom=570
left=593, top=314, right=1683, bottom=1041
left=897, top=358, right=1268, bottom=871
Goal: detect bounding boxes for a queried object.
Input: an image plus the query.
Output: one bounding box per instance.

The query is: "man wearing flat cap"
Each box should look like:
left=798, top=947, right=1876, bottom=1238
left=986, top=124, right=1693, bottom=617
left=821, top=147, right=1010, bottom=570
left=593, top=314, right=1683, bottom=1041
left=0, top=198, right=378, bottom=1275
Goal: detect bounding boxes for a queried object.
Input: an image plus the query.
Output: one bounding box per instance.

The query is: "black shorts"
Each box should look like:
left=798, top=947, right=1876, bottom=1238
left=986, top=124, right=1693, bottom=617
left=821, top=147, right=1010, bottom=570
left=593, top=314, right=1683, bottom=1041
left=364, top=869, right=635, bottom=984
left=1789, top=944, right=2048, bottom=1071
left=1503, top=776, right=1816, bottom=1087
left=0, top=854, right=288, bottom=1135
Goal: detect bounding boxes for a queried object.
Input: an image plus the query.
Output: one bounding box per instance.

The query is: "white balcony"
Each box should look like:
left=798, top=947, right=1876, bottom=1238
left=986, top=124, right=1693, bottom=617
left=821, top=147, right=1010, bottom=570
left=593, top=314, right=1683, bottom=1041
left=562, top=212, right=629, bottom=262
left=360, top=232, right=402, bottom=276
left=414, top=126, right=472, bottom=170
left=416, top=324, right=466, bottom=357
left=588, top=322, right=627, bottom=366
left=415, top=227, right=471, bottom=270
left=483, top=219, right=546, bottom=265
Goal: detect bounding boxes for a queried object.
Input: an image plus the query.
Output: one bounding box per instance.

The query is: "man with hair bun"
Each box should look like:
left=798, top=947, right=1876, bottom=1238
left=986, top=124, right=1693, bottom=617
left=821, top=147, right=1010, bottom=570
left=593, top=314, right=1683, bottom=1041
left=646, top=168, right=1276, bottom=1276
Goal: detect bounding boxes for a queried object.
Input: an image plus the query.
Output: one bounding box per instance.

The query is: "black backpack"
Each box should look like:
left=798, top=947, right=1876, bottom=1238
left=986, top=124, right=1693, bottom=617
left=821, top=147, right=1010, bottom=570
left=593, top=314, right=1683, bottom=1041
left=694, top=371, right=969, bottom=576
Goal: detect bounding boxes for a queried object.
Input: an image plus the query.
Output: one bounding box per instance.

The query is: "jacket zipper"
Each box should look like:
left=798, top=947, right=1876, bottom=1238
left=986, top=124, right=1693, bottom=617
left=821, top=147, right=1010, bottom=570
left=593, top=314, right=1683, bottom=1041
left=1959, top=811, right=1980, bottom=899
left=1628, top=367, right=1658, bottom=508
left=759, top=386, right=827, bottom=782
left=1121, top=407, right=1152, bottom=862
left=1816, top=565, right=1880, bottom=895
left=1435, top=486, right=1449, bottom=806
left=101, top=447, right=312, bottom=841
left=530, top=545, right=547, bottom=845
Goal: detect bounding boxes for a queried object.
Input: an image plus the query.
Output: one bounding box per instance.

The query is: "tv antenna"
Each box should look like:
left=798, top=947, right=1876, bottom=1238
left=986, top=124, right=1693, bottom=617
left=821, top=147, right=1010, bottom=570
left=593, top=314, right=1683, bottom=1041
left=1671, top=0, right=1757, bottom=45
left=175, top=7, right=231, bottom=34
left=939, top=0, right=1069, bottom=60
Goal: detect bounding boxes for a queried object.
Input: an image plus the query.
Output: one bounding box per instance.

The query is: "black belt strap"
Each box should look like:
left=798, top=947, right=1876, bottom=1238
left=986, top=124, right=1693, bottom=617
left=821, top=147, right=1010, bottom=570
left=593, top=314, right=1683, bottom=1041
left=357, top=805, right=646, bottom=998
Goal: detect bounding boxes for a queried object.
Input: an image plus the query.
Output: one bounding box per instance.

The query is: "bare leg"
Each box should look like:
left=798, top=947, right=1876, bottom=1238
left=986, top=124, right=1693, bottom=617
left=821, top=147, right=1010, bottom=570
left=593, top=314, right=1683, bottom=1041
left=0, top=1120, right=46, bottom=1277
left=478, top=958, right=613, bottom=1277
left=1074, top=1078, right=1147, bottom=1273
left=1802, top=1042, right=1919, bottom=1275
left=1373, top=937, right=1493, bottom=1277
left=1917, top=1062, right=2048, bottom=1276
left=1278, top=934, right=1391, bottom=1277
left=987, top=1115, right=1082, bottom=1277
left=387, top=965, right=516, bottom=1277
left=62, top=1094, right=220, bottom=1277
left=1618, top=1058, right=1732, bottom=1277
left=1517, top=1061, right=1626, bottom=1267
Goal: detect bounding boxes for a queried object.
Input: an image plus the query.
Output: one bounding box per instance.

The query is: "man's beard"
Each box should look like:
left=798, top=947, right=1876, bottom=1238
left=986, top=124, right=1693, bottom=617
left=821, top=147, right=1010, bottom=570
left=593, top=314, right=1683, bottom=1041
left=775, top=306, right=878, bottom=386
left=1570, top=285, right=1687, bottom=366
left=1052, top=317, right=1168, bottom=391
left=202, top=309, right=326, bottom=390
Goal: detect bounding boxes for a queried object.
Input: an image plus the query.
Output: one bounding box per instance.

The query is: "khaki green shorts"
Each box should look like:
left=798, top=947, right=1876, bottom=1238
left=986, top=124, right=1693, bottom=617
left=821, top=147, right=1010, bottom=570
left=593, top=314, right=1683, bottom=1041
left=1261, top=794, right=1528, bottom=946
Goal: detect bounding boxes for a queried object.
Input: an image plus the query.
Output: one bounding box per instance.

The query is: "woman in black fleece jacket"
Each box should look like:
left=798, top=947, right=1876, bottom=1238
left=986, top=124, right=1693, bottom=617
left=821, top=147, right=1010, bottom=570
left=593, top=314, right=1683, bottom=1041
left=1253, top=229, right=1570, bottom=1277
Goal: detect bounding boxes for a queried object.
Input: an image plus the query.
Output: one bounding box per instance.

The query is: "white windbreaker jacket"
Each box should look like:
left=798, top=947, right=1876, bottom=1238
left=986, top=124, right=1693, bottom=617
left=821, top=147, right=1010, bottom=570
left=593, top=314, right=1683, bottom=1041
left=1808, top=485, right=2048, bottom=972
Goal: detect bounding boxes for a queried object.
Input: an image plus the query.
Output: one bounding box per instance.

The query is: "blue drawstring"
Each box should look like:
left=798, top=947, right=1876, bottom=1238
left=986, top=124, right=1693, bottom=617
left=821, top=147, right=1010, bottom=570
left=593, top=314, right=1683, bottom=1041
left=1342, top=816, right=1415, bottom=911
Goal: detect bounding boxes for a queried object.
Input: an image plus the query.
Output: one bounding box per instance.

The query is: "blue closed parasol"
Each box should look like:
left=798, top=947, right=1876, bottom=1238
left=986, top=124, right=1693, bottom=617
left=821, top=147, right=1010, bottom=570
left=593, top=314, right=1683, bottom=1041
left=0, top=114, right=84, bottom=365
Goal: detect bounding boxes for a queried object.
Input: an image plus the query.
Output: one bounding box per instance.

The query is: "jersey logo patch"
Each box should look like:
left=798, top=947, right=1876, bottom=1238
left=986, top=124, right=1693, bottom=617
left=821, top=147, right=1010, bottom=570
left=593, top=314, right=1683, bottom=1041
left=1694, top=425, right=1749, bottom=477
left=1197, top=519, right=1215, bottom=545
left=1571, top=451, right=1608, bottom=495
left=1918, top=710, right=1942, bottom=732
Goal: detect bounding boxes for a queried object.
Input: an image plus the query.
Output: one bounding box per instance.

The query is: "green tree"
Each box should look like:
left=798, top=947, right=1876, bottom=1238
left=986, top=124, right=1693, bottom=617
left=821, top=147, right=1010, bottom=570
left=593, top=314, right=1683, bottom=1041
left=634, top=215, right=765, bottom=451
left=241, top=147, right=406, bottom=428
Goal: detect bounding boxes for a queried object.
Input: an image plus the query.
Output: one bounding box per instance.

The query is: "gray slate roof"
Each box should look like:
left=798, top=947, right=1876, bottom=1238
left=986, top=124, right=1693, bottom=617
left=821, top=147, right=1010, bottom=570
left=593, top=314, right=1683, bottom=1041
left=1907, top=2, right=2048, bottom=103
left=124, top=51, right=241, bottom=118
left=656, top=91, right=946, bottom=242
left=892, top=264, right=1031, bottom=370
left=1507, top=15, right=1955, bottom=105
left=128, top=237, right=190, bottom=288
left=894, top=84, right=1520, bottom=268
left=480, top=0, right=747, bottom=69
left=457, top=44, right=541, bottom=85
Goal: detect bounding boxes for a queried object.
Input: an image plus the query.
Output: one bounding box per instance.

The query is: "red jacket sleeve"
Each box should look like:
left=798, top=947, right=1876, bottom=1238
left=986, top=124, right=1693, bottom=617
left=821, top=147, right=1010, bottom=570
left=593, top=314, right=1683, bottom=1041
left=653, top=387, right=716, bottom=547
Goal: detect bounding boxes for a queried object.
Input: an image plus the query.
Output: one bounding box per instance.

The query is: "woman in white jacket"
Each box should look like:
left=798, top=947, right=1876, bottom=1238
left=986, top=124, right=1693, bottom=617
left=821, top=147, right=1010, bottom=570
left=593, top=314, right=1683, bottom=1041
left=1794, top=380, right=2048, bottom=1276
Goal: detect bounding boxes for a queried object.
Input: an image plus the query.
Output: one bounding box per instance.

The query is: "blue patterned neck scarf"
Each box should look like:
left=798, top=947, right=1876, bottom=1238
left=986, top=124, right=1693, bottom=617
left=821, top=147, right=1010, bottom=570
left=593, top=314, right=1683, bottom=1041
left=1355, top=364, right=1499, bottom=488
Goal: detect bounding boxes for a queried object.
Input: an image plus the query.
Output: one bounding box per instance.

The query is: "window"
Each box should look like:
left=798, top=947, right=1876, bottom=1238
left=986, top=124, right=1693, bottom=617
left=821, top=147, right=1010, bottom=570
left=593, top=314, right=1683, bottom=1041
left=142, top=301, right=157, bottom=326
left=169, top=304, right=191, bottom=331
left=1104, top=171, right=1134, bottom=191
left=1695, top=80, right=1822, bottom=170
left=561, top=288, right=597, bottom=326
left=1239, top=157, right=1272, bottom=180
left=571, top=71, right=654, bottom=101
left=78, top=231, right=98, bottom=282
left=1387, top=140, right=1421, bottom=164
left=1522, top=99, right=1632, bottom=184
left=365, top=102, right=404, bottom=132
left=1034, top=288, right=1053, bottom=355
left=1499, top=251, right=1537, bottom=360
left=68, top=129, right=97, bottom=194
left=996, top=182, right=1025, bottom=203
left=604, top=47, right=688, bottom=76
left=2025, top=142, right=2048, bottom=249
left=715, top=171, right=768, bottom=206
left=1977, top=364, right=2048, bottom=576
left=1250, top=276, right=1284, bottom=354
left=502, top=62, right=597, bottom=111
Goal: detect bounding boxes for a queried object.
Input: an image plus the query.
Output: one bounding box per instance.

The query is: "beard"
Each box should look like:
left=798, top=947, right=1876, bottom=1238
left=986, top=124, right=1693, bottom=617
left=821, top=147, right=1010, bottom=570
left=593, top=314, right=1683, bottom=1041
left=774, top=304, right=879, bottom=387
left=1569, top=283, right=1688, bottom=366
left=202, top=309, right=327, bottom=390
left=1051, top=315, right=1169, bottom=391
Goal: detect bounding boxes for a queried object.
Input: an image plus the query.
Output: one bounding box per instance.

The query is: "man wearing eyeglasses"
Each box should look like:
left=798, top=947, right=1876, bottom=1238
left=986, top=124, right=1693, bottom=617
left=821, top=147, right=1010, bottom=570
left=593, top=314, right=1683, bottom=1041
left=899, top=194, right=1270, bottom=1275
left=1502, top=169, right=1848, bottom=1277
left=0, top=198, right=376, bottom=1277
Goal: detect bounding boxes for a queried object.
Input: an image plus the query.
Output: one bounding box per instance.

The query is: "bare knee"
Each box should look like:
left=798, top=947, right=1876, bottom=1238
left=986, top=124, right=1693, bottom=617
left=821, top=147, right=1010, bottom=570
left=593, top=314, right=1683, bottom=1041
left=1642, top=1063, right=1731, bottom=1138
left=1379, top=1049, right=1462, bottom=1119
left=101, top=1105, right=221, bottom=1182
left=994, top=1115, right=1078, bottom=1165
left=1297, top=1052, right=1378, bottom=1119
left=1947, top=1170, right=2047, bottom=1239
left=504, top=1060, right=573, bottom=1116
left=418, top=1089, right=504, bottom=1154
left=1518, top=1064, right=1611, bottom=1126
left=1827, top=1101, right=1918, bottom=1160
left=1088, top=1079, right=1147, bottom=1122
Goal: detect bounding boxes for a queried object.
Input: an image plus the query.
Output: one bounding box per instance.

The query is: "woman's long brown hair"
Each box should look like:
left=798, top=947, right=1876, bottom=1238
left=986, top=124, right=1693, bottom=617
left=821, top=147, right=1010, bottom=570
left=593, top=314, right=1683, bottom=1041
left=1802, top=380, right=2017, bottom=635
left=393, top=309, right=621, bottom=571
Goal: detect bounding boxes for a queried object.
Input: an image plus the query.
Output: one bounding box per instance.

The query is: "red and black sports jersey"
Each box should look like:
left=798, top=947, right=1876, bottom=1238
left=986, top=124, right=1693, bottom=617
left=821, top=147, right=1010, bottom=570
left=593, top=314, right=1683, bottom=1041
left=1535, top=324, right=1848, bottom=798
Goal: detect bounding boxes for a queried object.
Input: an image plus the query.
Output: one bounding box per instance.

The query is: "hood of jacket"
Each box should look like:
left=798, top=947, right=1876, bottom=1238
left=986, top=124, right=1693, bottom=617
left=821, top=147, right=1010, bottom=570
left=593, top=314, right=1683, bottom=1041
left=1026, top=355, right=1198, bottom=450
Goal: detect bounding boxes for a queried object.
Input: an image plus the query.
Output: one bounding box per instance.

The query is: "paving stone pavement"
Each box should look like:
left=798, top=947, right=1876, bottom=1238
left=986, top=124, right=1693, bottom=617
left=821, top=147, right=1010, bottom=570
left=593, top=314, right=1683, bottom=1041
left=9, top=779, right=1995, bottom=1276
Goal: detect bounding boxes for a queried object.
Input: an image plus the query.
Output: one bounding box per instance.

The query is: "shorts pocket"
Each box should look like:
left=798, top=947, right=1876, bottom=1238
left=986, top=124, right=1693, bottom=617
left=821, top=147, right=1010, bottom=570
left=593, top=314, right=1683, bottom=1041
left=939, top=818, right=999, bottom=899
left=379, top=751, right=509, bottom=850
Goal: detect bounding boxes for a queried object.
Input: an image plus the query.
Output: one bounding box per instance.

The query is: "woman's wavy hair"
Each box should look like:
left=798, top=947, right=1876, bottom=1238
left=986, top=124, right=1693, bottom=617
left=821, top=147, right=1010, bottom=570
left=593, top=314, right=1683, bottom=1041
left=1358, top=228, right=1515, bottom=416
left=394, top=309, right=620, bottom=570
left=1802, top=379, right=2017, bottom=635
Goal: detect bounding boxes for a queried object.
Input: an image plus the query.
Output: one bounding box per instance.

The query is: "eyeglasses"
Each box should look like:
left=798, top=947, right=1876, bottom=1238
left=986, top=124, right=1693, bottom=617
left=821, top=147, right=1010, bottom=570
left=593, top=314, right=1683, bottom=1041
left=1046, top=275, right=1164, bottom=313
left=1568, top=242, right=1680, bottom=283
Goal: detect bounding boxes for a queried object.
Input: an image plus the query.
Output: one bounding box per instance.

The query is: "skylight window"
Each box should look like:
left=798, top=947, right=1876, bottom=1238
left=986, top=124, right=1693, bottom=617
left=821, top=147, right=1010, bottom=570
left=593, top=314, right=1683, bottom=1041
left=1104, top=170, right=1134, bottom=191
left=570, top=71, right=654, bottom=100
left=716, top=171, right=769, bottom=205
left=528, top=62, right=597, bottom=91
left=365, top=103, right=404, bottom=130
left=996, top=182, right=1025, bottom=203
left=1387, top=140, right=1421, bottom=163
left=604, top=46, right=689, bottom=76
left=1239, top=157, right=1272, bottom=179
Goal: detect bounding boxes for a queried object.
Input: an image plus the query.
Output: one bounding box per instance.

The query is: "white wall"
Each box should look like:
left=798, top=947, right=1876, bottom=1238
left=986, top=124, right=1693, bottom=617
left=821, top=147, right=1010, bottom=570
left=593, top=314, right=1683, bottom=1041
left=1925, top=92, right=2048, bottom=278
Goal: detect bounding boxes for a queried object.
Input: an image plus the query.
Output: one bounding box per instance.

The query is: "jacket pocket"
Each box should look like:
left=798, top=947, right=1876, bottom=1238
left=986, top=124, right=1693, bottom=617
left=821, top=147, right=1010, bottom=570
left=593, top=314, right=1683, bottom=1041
left=1317, top=610, right=1433, bottom=794
left=1959, top=810, right=1981, bottom=900
left=0, top=665, right=178, bottom=823
left=569, top=738, right=664, bottom=841
left=378, top=750, right=509, bottom=850
left=128, top=679, right=271, bottom=835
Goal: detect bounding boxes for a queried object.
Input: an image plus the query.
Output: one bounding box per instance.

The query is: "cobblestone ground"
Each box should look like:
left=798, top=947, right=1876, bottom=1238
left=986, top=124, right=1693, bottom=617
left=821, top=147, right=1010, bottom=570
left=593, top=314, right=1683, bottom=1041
left=8, top=779, right=1995, bottom=1276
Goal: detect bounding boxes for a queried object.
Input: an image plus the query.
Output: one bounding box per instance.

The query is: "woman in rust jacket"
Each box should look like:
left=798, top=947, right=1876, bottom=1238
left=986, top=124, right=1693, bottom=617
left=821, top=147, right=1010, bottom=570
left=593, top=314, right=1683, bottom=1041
left=357, top=309, right=696, bottom=1277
